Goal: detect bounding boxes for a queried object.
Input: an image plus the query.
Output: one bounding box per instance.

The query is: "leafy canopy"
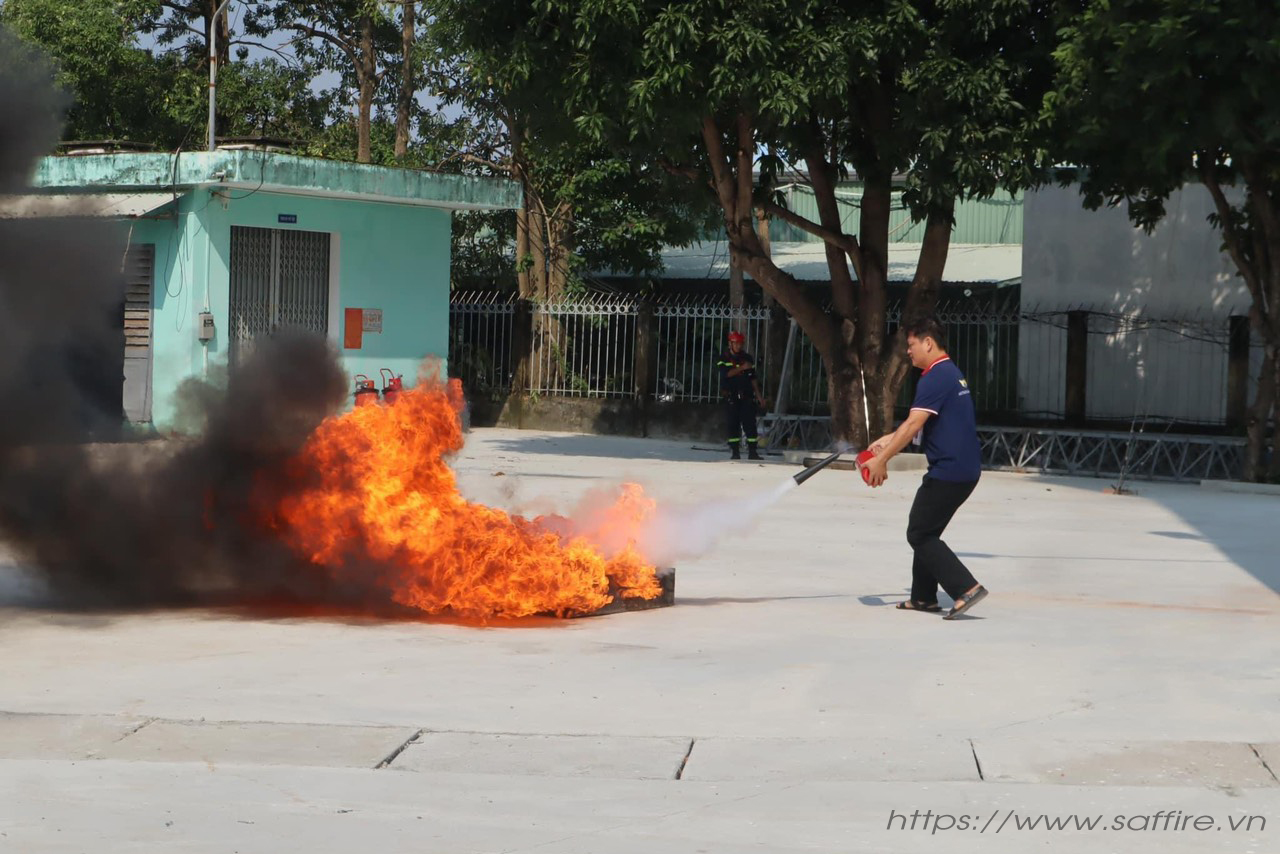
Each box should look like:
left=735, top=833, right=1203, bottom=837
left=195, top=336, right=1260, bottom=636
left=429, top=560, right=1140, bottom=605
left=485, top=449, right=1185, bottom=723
left=1047, top=0, right=1280, bottom=225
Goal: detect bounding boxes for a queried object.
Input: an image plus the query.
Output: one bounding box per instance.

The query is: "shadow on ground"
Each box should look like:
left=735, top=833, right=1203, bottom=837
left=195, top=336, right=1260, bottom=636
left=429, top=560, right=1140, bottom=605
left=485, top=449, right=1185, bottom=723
left=989, top=472, right=1280, bottom=598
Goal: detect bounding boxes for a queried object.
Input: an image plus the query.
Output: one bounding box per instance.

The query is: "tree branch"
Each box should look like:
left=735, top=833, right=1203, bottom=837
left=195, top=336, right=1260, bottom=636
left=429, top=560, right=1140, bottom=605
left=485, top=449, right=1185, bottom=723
left=733, top=250, right=837, bottom=355
left=657, top=157, right=700, bottom=183
left=1240, top=160, right=1280, bottom=307
left=734, top=113, right=754, bottom=228
left=1201, top=163, right=1269, bottom=317
left=231, top=39, right=301, bottom=65
left=285, top=23, right=357, bottom=67
left=802, top=131, right=862, bottom=315
left=762, top=201, right=856, bottom=255
left=701, top=116, right=740, bottom=218
left=437, top=150, right=512, bottom=174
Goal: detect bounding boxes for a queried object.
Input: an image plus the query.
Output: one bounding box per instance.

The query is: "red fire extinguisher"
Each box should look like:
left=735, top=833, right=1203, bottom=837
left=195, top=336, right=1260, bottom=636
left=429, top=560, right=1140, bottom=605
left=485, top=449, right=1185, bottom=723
left=380, top=368, right=403, bottom=404
left=353, top=374, right=379, bottom=406
left=856, top=449, right=876, bottom=485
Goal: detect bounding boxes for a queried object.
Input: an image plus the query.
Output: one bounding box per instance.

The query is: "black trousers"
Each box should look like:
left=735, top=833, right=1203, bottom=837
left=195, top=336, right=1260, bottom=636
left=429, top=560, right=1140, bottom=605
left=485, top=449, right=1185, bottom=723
left=725, top=396, right=758, bottom=444
left=907, top=476, right=979, bottom=603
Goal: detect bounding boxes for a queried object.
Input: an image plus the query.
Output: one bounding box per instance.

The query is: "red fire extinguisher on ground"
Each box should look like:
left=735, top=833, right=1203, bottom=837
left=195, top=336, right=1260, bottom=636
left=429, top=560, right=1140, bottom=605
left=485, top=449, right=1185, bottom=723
left=380, top=368, right=403, bottom=404
left=353, top=374, right=379, bottom=406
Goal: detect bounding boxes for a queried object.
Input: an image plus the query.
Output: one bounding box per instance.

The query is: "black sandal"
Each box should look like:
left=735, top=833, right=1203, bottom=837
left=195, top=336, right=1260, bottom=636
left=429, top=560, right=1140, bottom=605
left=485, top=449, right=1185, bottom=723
left=896, top=600, right=942, bottom=613
left=943, top=585, right=988, bottom=620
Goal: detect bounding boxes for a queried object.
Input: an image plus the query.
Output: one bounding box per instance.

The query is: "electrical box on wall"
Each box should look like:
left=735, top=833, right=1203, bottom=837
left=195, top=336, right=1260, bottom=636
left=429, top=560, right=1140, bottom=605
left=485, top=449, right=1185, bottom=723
left=198, top=311, right=215, bottom=341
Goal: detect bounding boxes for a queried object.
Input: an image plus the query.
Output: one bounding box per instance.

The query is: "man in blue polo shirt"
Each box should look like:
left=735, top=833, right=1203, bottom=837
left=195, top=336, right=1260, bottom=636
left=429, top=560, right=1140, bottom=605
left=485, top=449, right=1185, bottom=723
left=861, top=316, right=988, bottom=620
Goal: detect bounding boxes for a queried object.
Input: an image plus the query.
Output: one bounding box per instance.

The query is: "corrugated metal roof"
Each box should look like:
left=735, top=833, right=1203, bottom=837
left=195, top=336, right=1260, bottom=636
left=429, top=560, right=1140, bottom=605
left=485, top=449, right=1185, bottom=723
left=661, top=240, right=1021, bottom=283
left=0, top=192, right=175, bottom=219
left=769, top=186, right=1023, bottom=245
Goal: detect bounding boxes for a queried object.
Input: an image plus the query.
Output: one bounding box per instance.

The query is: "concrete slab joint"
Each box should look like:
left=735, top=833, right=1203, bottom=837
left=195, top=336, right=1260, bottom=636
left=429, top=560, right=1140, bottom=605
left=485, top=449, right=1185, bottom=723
left=970, top=739, right=1280, bottom=789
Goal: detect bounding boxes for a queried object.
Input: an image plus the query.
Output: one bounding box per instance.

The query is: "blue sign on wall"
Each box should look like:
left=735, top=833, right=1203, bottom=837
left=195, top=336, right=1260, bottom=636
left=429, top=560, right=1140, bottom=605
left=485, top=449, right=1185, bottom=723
left=278, top=214, right=298, bottom=224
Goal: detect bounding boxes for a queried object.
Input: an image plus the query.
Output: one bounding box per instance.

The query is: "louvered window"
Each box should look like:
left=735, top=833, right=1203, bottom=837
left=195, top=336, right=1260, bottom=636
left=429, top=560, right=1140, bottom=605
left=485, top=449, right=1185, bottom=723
left=123, top=244, right=154, bottom=422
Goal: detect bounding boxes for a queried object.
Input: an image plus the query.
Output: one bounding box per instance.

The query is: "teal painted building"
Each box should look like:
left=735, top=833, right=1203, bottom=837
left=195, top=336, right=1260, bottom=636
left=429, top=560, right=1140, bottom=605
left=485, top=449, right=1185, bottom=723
left=28, top=151, right=520, bottom=426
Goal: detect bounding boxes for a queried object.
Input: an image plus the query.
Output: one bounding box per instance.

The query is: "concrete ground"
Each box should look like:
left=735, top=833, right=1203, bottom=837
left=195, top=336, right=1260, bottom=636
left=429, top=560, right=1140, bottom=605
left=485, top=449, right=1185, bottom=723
left=1, top=427, right=1278, bottom=853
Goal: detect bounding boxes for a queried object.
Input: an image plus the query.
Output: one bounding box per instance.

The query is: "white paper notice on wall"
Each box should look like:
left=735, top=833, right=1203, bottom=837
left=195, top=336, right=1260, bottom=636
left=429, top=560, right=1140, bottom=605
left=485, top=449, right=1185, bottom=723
left=362, top=309, right=382, bottom=333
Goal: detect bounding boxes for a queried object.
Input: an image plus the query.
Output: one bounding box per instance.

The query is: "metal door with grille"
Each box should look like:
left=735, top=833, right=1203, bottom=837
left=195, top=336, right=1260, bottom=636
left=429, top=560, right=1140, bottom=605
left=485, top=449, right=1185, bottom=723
left=123, top=244, right=155, bottom=421
left=229, top=226, right=331, bottom=363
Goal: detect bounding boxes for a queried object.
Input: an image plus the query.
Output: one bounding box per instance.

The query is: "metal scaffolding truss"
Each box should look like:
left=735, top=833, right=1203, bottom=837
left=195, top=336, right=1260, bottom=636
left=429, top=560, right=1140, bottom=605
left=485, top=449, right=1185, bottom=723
left=979, top=426, right=1245, bottom=482
left=761, top=419, right=1244, bottom=482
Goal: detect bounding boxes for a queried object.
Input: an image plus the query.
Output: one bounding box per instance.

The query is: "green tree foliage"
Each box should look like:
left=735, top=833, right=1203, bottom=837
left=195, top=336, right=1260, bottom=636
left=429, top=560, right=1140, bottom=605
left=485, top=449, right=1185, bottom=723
left=1048, top=0, right=1280, bottom=480
left=433, top=2, right=715, bottom=397
left=1, top=0, right=184, bottom=144
left=247, top=0, right=401, bottom=162
left=438, top=0, right=1057, bottom=443
left=432, top=4, right=712, bottom=299
left=1, top=0, right=339, bottom=149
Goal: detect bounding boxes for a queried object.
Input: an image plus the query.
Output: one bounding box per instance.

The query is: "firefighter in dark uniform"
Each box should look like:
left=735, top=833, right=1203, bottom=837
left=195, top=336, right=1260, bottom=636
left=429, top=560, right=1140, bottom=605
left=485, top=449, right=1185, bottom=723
left=717, top=330, right=764, bottom=460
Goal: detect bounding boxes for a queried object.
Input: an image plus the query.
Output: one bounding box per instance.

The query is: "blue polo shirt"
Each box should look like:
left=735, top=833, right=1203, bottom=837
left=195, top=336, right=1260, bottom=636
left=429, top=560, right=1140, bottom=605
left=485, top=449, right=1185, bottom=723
left=910, top=357, right=982, bottom=482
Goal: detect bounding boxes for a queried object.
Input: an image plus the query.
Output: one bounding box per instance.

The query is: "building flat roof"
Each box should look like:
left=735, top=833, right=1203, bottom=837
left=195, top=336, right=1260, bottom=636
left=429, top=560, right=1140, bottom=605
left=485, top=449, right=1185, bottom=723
left=30, top=151, right=521, bottom=212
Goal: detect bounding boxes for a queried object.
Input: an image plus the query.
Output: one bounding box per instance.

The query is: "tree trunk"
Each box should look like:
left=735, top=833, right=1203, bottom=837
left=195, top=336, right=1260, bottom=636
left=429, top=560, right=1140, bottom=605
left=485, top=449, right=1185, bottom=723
left=855, top=175, right=893, bottom=439
left=527, top=197, right=548, bottom=299
left=509, top=128, right=533, bottom=392
left=755, top=203, right=772, bottom=259
left=545, top=210, right=573, bottom=389
left=729, top=261, right=744, bottom=312
left=804, top=143, right=857, bottom=322
left=546, top=206, right=573, bottom=301
left=510, top=129, right=533, bottom=297
left=756, top=205, right=788, bottom=405
left=509, top=298, right=532, bottom=394
left=802, top=145, right=871, bottom=443
left=395, top=0, right=416, bottom=160
left=1203, top=170, right=1280, bottom=481
left=872, top=206, right=955, bottom=428
left=514, top=194, right=531, bottom=297
left=523, top=193, right=564, bottom=390
left=1248, top=341, right=1277, bottom=481
left=1267, top=342, right=1280, bottom=481
left=356, top=13, right=376, bottom=163
left=704, top=113, right=867, bottom=443
left=733, top=244, right=864, bottom=441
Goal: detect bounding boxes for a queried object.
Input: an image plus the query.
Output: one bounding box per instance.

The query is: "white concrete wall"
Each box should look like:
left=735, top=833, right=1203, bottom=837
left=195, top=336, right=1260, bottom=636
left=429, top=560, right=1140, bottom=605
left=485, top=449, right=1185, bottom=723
left=1019, top=184, right=1254, bottom=424
left=1023, top=183, right=1247, bottom=314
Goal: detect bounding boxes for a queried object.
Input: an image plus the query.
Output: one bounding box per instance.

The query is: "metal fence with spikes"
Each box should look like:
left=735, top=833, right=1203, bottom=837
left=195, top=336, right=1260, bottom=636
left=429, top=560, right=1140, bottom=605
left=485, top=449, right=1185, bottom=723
left=653, top=302, right=774, bottom=403
left=449, top=291, right=516, bottom=402
left=449, top=291, right=1261, bottom=428
left=528, top=295, right=641, bottom=398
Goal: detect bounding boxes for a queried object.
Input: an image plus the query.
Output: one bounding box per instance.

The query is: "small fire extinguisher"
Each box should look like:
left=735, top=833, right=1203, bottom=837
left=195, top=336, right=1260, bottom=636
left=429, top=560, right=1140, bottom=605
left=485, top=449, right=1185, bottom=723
left=856, top=449, right=876, bottom=485
left=379, top=368, right=403, bottom=404
left=353, top=374, right=379, bottom=406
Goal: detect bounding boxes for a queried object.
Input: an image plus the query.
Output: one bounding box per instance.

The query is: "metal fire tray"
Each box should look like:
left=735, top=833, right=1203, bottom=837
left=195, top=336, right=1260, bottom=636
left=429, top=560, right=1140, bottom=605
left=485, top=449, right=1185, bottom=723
left=573, top=568, right=675, bottom=618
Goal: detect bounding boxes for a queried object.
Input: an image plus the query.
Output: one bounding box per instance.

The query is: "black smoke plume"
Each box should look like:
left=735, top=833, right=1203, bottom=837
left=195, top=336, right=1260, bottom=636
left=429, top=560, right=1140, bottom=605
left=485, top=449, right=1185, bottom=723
left=0, top=32, right=358, bottom=610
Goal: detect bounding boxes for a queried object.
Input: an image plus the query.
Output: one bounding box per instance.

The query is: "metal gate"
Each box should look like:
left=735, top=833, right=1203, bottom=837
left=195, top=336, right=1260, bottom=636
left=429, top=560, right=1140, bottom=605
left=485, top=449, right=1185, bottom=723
left=229, top=226, right=331, bottom=364
left=123, top=243, right=155, bottom=422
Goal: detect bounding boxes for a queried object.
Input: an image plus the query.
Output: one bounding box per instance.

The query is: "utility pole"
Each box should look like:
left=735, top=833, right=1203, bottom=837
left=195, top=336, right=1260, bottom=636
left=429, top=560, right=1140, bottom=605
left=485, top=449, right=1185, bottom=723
left=208, top=0, right=234, bottom=151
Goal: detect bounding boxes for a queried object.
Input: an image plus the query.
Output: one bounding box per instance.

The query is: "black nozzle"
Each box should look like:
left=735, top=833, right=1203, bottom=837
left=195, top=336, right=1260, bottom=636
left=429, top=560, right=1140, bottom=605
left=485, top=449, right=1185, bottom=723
left=792, top=450, right=842, bottom=486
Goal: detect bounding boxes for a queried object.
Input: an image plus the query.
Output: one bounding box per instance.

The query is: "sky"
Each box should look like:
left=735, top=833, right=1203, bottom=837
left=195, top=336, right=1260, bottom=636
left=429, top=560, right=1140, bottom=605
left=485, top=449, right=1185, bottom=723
left=135, top=3, right=461, bottom=123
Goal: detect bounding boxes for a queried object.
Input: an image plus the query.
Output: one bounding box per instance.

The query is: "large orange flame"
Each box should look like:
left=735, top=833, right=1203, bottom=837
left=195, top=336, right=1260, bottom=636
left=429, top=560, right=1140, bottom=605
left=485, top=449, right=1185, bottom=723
left=272, top=381, right=662, bottom=619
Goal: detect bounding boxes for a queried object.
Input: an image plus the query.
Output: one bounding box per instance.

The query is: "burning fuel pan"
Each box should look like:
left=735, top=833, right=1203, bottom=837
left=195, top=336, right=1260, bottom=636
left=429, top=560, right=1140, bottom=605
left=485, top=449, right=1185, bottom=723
left=572, top=568, right=675, bottom=618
